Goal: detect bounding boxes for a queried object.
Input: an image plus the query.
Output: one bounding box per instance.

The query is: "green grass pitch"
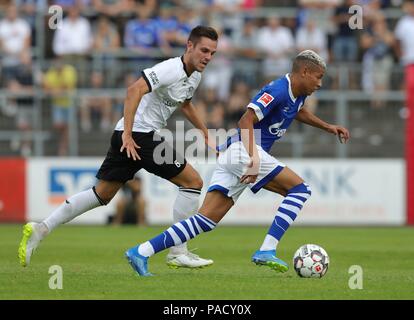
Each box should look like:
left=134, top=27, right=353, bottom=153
left=1, top=224, right=413, bottom=300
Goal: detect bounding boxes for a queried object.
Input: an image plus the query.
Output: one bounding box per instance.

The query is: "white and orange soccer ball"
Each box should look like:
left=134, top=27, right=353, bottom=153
left=293, top=244, right=329, bottom=278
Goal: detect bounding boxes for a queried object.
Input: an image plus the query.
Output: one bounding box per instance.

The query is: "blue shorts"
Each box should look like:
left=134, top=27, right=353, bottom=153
left=52, top=106, right=70, bottom=125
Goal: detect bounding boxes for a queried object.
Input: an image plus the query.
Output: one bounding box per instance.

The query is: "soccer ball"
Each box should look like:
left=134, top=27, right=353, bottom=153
left=293, top=244, right=329, bottom=278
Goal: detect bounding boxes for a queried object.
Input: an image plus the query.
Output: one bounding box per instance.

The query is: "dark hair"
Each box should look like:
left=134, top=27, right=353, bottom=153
left=188, top=26, right=218, bottom=46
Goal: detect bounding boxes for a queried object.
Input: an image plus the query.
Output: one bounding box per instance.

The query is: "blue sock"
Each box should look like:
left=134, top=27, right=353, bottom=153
left=260, top=183, right=312, bottom=251
left=138, top=213, right=217, bottom=257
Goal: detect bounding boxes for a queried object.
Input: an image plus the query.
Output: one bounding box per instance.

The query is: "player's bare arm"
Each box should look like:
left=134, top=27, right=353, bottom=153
left=238, top=108, right=260, bottom=184
left=295, top=107, right=350, bottom=143
left=181, top=100, right=218, bottom=153
left=120, top=77, right=150, bottom=160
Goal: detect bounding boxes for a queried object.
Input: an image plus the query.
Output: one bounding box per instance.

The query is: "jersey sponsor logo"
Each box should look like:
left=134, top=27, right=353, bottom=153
left=268, top=119, right=286, bottom=137
left=163, top=98, right=179, bottom=107
left=148, top=71, right=159, bottom=86
left=49, top=168, right=97, bottom=204
left=257, top=93, right=274, bottom=107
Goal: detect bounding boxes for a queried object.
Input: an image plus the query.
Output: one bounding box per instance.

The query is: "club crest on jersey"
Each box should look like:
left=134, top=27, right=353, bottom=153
left=257, top=93, right=274, bottom=107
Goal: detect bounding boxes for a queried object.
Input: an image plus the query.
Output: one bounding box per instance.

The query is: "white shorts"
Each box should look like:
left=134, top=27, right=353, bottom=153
left=208, top=141, right=286, bottom=202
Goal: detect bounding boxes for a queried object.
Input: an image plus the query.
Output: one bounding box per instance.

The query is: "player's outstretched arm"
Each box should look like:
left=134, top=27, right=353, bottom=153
left=295, top=107, right=350, bottom=144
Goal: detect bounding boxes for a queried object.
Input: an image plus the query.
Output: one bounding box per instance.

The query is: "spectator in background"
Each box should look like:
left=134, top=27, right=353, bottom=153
left=360, top=13, right=394, bottom=108
left=202, top=27, right=234, bottom=100
left=112, top=72, right=136, bottom=126
left=296, top=18, right=329, bottom=112
left=0, top=4, right=31, bottom=117
left=80, top=71, right=112, bottom=132
left=110, top=174, right=147, bottom=226
left=170, top=6, right=194, bottom=47
left=43, top=58, right=78, bottom=156
left=210, top=0, right=244, bottom=37
left=332, top=0, right=359, bottom=62
left=91, top=15, right=120, bottom=78
left=207, top=102, right=225, bottom=129
left=155, top=3, right=178, bottom=49
left=257, top=16, right=295, bottom=84
left=52, top=5, right=92, bottom=53
left=52, top=5, right=92, bottom=86
left=93, top=0, right=133, bottom=16
left=297, top=0, right=339, bottom=55
left=231, top=17, right=260, bottom=87
left=124, top=6, right=170, bottom=59
left=226, top=81, right=251, bottom=129
left=9, top=51, right=35, bottom=157
left=296, top=19, right=329, bottom=62
left=15, top=0, right=47, bottom=46
left=0, top=5, right=31, bottom=86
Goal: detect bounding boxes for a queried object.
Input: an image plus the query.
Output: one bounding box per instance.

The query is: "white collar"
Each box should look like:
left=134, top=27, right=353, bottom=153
left=285, top=73, right=297, bottom=102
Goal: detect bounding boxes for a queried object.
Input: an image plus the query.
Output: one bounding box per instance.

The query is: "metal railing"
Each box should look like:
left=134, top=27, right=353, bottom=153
left=0, top=87, right=405, bottom=158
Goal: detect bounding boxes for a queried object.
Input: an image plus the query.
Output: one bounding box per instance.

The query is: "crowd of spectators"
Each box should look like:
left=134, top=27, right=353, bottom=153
left=0, top=0, right=412, bottom=156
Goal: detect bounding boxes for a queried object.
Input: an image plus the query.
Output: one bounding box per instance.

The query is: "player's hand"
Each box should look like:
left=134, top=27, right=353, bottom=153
left=120, top=132, right=141, bottom=161
left=240, top=156, right=260, bottom=184
left=326, top=125, right=350, bottom=144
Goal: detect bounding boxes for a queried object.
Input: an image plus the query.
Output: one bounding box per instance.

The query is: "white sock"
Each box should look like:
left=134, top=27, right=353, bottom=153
left=168, top=188, right=201, bottom=256
left=138, top=241, right=155, bottom=257
left=260, top=234, right=279, bottom=251
left=43, top=188, right=103, bottom=233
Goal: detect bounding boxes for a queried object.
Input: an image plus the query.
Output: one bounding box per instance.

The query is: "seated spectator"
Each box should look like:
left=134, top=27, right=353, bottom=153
left=108, top=175, right=147, bottom=226
left=80, top=71, right=112, bottom=132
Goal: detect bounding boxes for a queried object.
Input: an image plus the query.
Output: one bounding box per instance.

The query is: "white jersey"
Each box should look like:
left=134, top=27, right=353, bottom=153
left=115, top=56, right=202, bottom=132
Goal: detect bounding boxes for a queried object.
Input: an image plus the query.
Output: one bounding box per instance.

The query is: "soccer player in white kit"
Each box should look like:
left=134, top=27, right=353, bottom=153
left=18, top=26, right=219, bottom=269
left=124, top=50, right=350, bottom=276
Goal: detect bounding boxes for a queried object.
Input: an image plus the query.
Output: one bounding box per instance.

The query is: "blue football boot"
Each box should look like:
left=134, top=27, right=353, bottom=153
left=125, top=246, right=153, bottom=277
left=251, top=249, right=289, bottom=273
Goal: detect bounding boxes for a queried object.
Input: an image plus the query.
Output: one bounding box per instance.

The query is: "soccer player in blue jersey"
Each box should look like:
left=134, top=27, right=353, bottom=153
left=125, top=50, right=350, bottom=276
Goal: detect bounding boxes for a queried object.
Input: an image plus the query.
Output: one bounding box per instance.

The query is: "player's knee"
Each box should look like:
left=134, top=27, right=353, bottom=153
left=181, top=176, right=203, bottom=190
left=92, top=186, right=110, bottom=205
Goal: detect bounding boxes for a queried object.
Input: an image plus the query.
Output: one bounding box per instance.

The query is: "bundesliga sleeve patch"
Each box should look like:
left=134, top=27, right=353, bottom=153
left=257, top=92, right=274, bottom=107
